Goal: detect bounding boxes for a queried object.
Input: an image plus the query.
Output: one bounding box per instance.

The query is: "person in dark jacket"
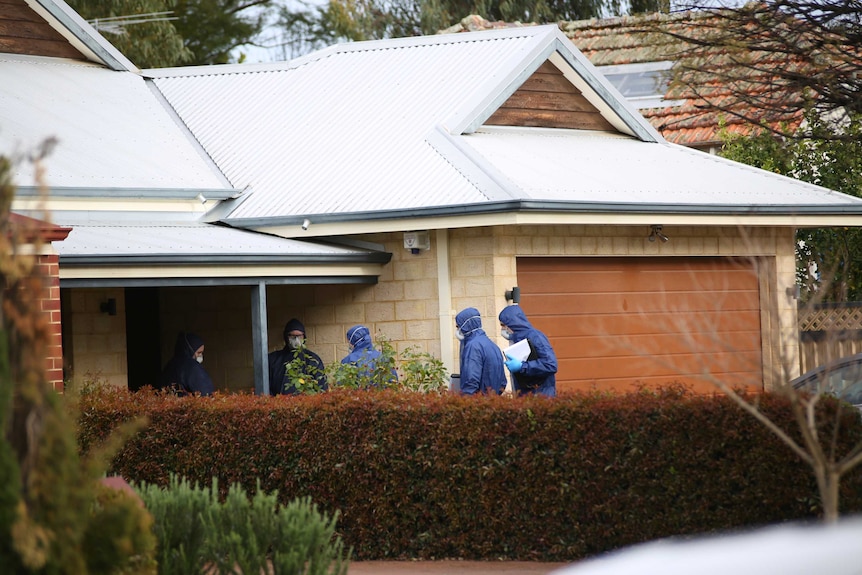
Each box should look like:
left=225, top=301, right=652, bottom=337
left=341, top=325, right=397, bottom=387
left=158, top=331, right=215, bottom=396
left=268, top=318, right=327, bottom=395
left=455, top=307, right=506, bottom=395
left=498, top=305, right=557, bottom=397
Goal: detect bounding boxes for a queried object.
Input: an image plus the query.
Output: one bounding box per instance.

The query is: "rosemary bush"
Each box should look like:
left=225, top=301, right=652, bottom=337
left=135, top=475, right=349, bottom=575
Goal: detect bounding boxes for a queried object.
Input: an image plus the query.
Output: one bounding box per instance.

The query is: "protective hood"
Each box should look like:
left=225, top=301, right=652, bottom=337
left=455, top=308, right=483, bottom=335
left=173, top=331, right=204, bottom=359
left=347, top=325, right=372, bottom=350
left=498, top=305, right=533, bottom=333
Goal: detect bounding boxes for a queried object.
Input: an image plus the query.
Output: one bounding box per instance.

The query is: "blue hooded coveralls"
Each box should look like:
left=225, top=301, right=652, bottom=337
left=498, top=305, right=557, bottom=397
left=341, top=325, right=397, bottom=386
left=455, top=308, right=507, bottom=395
left=158, top=331, right=215, bottom=396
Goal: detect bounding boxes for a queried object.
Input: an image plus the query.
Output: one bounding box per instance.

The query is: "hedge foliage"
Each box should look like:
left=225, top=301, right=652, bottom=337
left=77, top=386, right=862, bottom=562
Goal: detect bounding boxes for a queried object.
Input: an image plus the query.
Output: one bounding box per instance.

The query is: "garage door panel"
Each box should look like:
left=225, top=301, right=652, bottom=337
left=527, top=291, right=760, bottom=315
left=518, top=257, right=763, bottom=394
left=564, top=372, right=762, bottom=395
left=533, top=310, right=762, bottom=337
left=522, top=268, right=758, bottom=294
left=552, top=330, right=763, bottom=359
left=561, top=350, right=763, bottom=382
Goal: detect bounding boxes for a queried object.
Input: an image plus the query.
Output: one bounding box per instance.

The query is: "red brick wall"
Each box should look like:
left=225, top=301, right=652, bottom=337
left=36, top=254, right=64, bottom=391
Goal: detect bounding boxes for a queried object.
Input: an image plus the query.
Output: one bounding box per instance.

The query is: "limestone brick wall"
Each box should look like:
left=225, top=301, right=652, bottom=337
left=263, top=232, right=442, bottom=379
left=63, top=287, right=128, bottom=388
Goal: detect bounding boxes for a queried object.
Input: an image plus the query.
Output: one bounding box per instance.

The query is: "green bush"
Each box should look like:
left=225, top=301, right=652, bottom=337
left=328, top=338, right=448, bottom=392
left=135, top=475, right=349, bottom=575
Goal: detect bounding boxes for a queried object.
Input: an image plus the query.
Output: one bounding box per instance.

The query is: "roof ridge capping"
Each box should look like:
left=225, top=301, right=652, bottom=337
left=331, top=23, right=560, bottom=54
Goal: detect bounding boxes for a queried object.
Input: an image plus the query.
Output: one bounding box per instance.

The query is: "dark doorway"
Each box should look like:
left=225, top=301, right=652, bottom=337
left=125, top=287, right=161, bottom=391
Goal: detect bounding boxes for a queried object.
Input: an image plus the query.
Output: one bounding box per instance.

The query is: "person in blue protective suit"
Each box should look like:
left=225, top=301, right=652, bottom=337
left=341, top=325, right=397, bottom=387
left=455, top=307, right=507, bottom=395
left=158, top=331, right=215, bottom=396
left=498, top=305, right=557, bottom=397
left=268, top=318, right=328, bottom=395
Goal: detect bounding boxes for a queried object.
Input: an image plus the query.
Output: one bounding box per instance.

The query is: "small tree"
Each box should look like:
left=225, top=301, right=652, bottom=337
left=720, top=109, right=862, bottom=302
left=0, top=150, right=155, bottom=572
left=662, top=0, right=862, bottom=141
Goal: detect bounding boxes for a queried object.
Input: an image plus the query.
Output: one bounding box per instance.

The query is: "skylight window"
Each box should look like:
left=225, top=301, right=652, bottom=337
left=598, top=61, right=684, bottom=109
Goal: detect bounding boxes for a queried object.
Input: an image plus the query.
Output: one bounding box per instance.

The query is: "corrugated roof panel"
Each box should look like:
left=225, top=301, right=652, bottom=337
left=54, top=220, right=374, bottom=257
left=0, top=56, right=227, bottom=191
left=462, top=127, right=862, bottom=206
left=150, top=32, right=549, bottom=220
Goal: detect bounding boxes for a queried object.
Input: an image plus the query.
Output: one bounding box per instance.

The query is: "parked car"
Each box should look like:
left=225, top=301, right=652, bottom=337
left=791, top=352, right=862, bottom=410
left=550, top=518, right=862, bottom=575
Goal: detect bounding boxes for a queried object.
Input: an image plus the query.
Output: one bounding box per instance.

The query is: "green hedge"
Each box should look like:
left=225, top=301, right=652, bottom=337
left=77, top=387, right=862, bottom=562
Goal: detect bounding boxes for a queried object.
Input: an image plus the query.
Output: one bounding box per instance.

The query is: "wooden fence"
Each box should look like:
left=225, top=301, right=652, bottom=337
left=798, top=302, right=862, bottom=374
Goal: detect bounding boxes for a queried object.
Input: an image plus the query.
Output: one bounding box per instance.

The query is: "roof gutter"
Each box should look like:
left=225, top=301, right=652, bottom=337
left=225, top=199, right=862, bottom=229
left=15, top=186, right=241, bottom=201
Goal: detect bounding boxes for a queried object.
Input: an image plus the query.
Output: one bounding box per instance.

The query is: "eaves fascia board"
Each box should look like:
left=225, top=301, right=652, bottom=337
left=60, top=275, right=379, bottom=288
left=28, top=0, right=138, bottom=72
left=58, top=252, right=393, bottom=266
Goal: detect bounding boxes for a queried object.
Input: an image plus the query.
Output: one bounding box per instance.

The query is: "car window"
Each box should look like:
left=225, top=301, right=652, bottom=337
left=818, top=363, right=862, bottom=403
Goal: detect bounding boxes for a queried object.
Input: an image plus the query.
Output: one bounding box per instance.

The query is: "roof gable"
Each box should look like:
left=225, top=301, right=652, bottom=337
left=486, top=60, right=615, bottom=131
left=1, top=0, right=137, bottom=70
left=1, top=0, right=81, bottom=60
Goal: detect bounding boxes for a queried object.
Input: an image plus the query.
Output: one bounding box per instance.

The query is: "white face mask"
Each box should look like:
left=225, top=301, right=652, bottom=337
left=501, top=328, right=513, bottom=341
left=195, top=354, right=204, bottom=364
left=288, top=336, right=304, bottom=349
left=455, top=329, right=465, bottom=341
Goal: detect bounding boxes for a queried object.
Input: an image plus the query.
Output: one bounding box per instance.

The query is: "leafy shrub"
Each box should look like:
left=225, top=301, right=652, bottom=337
left=397, top=345, right=448, bottom=393
left=135, top=475, right=349, bottom=575
left=329, top=338, right=447, bottom=392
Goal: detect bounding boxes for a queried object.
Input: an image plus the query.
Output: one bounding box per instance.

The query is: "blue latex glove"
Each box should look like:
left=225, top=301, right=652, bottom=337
left=504, top=354, right=522, bottom=373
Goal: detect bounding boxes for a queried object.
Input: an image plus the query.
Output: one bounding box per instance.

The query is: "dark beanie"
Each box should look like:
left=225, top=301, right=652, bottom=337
left=284, top=318, right=306, bottom=342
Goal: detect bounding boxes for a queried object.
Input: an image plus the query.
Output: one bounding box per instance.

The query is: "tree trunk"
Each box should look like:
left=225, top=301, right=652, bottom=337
left=815, top=465, right=841, bottom=523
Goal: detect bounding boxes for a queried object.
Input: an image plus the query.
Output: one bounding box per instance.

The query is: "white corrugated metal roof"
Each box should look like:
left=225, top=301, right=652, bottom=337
left=145, top=25, right=862, bottom=227
left=148, top=26, right=656, bottom=222
left=0, top=55, right=227, bottom=192
left=461, top=127, right=862, bottom=206
left=49, top=217, right=377, bottom=259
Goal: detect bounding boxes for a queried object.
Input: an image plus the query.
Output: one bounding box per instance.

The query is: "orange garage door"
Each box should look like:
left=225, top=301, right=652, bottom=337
left=517, top=257, right=763, bottom=394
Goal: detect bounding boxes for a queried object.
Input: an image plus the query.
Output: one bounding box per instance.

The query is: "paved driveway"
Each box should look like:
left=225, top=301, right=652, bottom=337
left=347, top=561, right=570, bottom=574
